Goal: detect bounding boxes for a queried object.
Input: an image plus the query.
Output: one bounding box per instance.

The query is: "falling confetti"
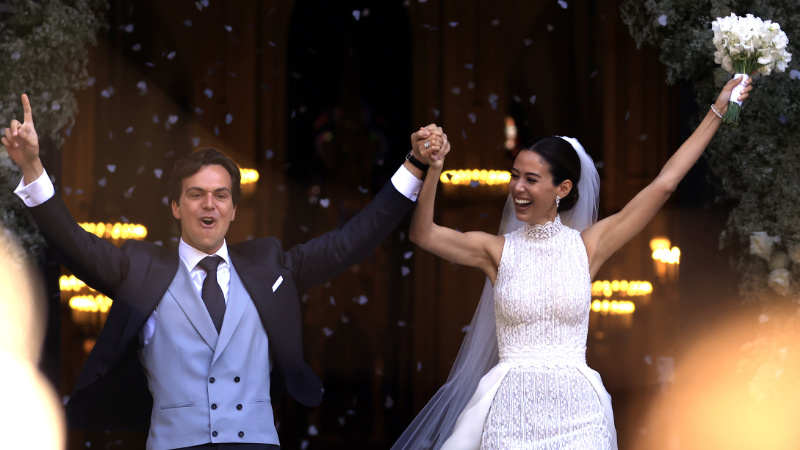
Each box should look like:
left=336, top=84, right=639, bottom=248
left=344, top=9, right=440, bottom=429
left=167, top=51, right=176, bottom=60
left=449, top=22, right=459, bottom=27
left=224, top=25, right=233, bottom=32
left=123, top=24, right=134, bottom=33
left=657, top=15, right=667, bottom=26
left=432, top=108, right=440, bottom=118
left=329, top=296, right=336, bottom=306
left=417, top=361, right=422, bottom=372
left=132, top=43, right=141, bottom=51
left=225, top=113, right=233, bottom=124
left=461, top=325, right=471, bottom=332
left=168, top=115, right=178, bottom=124
left=558, top=0, right=568, bottom=9
left=385, top=396, right=394, bottom=408
left=323, top=327, right=333, bottom=337
left=352, top=10, right=361, bottom=20
left=357, top=295, right=368, bottom=305
left=87, top=77, right=96, bottom=86
left=100, top=87, right=115, bottom=98
left=468, top=113, right=476, bottom=123
left=529, top=95, right=537, bottom=105
left=319, top=198, right=330, bottom=208
left=790, top=69, right=800, bottom=80
left=401, top=266, right=410, bottom=276
left=398, top=321, right=407, bottom=327
left=107, top=165, right=116, bottom=173
left=204, top=89, right=213, bottom=98
left=124, top=186, right=135, bottom=198
left=98, top=177, right=107, bottom=187
left=137, top=81, right=147, bottom=96
left=161, top=196, right=169, bottom=206
left=625, top=111, right=630, bottom=121
left=307, top=425, right=318, bottom=436
left=11, top=51, right=20, bottom=60
left=192, top=137, right=201, bottom=146
left=154, top=169, right=163, bottom=179
left=451, top=87, right=461, bottom=95
left=183, top=20, right=193, bottom=27
left=403, top=251, right=413, bottom=259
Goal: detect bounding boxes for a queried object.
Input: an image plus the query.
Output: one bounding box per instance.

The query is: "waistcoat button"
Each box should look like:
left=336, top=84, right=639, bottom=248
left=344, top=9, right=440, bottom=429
left=212, top=431, right=218, bottom=437
left=211, top=403, right=217, bottom=410
left=237, top=404, right=242, bottom=410
left=234, top=376, right=240, bottom=382
left=238, top=431, right=244, bottom=438
left=209, top=377, right=215, bottom=383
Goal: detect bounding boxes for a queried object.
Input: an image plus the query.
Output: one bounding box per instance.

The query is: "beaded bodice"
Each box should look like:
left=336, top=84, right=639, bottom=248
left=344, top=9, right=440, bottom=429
left=493, top=216, right=591, bottom=366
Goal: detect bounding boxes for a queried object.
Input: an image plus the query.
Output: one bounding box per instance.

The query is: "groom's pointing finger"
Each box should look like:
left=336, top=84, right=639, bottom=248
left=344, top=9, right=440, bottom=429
left=21, top=94, right=33, bottom=123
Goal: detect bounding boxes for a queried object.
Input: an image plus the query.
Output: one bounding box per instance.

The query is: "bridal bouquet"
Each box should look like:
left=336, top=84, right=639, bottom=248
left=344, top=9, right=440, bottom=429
left=711, top=13, right=792, bottom=125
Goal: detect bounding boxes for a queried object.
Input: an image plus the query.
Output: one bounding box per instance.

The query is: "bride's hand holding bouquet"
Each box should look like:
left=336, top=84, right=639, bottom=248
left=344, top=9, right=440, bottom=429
left=712, top=13, right=792, bottom=125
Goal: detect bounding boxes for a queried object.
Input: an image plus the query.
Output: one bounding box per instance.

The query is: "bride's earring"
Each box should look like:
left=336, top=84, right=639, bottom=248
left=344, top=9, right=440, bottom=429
left=555, top=195, right=561, bottom=208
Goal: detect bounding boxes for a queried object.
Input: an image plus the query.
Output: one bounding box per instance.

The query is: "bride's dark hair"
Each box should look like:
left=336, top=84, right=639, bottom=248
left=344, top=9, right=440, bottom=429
left=520, top=137, right=582, bottom=212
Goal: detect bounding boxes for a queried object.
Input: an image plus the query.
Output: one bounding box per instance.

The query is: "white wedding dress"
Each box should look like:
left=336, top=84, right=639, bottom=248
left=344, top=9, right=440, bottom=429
left=441, top=216, right=617, bottom=449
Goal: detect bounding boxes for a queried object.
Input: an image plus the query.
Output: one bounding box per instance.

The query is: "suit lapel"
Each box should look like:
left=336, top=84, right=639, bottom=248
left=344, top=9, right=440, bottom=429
left=117, top=248, right=181, bottom=354
left=168, top=262, right=218, bottom=351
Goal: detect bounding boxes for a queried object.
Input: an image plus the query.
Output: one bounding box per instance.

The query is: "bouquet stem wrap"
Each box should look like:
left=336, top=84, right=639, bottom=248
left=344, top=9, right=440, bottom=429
left=724, top=72, right=750, bottom=126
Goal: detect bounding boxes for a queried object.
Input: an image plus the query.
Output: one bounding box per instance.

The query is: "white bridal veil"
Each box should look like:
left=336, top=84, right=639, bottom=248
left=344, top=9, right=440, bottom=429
left=392, top=136, right=600, bottom=449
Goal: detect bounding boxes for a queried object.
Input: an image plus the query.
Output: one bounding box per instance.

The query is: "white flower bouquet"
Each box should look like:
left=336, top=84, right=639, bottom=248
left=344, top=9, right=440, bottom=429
left=712, top=13, right=792, bottom=125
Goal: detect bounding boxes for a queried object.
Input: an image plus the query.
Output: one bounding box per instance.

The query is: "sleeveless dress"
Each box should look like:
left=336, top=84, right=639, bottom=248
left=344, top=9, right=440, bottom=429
left=441, top=217, right=617, bottom=449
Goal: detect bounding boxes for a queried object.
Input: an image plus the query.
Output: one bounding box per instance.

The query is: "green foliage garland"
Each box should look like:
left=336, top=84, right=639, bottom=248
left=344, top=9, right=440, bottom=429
left=0, top=0, right=106, bottom=257
left=621, top=0, right=800, bottom=304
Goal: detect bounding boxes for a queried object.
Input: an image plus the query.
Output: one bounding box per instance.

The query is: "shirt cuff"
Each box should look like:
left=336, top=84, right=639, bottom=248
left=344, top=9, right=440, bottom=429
left=391, top=165, right=423, bottom=202
left=14, top=168, right=55, bottom=207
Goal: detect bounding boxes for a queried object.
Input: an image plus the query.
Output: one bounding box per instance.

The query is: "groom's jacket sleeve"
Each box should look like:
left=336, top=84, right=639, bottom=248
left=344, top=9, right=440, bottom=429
left=284, top=181, right=415, bottom=290
left=28, top=194, right=130, bottom=298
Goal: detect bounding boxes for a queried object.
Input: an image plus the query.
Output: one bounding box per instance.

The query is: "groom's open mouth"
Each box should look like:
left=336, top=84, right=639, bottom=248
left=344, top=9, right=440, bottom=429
left=200, top=216, right=217, bottom=227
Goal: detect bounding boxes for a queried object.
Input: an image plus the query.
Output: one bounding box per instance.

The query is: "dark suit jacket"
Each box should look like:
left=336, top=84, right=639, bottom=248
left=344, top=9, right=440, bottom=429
left=29, top=181, right=414, bottom=431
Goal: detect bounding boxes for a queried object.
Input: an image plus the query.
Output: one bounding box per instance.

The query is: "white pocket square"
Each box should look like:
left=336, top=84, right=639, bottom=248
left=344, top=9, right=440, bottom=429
left=272, top=276, right=283, bottom=292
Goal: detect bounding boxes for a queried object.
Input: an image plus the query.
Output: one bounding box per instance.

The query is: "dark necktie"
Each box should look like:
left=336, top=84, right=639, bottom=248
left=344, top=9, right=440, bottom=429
left=197, top=255, right=226, bottom=333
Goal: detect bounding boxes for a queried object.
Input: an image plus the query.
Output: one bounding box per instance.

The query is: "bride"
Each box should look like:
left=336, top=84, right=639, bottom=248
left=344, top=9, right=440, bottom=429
left=395, top=75, right=753, bottom=449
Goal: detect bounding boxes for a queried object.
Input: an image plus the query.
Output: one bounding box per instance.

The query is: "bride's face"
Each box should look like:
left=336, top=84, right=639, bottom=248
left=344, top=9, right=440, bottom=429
left=509, top=150, right=562, bottom=225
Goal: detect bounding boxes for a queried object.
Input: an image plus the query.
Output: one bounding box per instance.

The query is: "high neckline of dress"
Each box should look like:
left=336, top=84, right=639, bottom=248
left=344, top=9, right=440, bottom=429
left=522, top=215, right=563, bottom=240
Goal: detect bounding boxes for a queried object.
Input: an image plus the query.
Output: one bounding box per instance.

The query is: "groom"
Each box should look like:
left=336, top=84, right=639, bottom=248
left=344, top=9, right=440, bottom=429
left=4, top=94, right=444, bottom=449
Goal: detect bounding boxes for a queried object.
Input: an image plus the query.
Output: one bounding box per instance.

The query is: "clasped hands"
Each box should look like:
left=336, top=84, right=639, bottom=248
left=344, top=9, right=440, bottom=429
left=410, top=124, right=449, bottom=170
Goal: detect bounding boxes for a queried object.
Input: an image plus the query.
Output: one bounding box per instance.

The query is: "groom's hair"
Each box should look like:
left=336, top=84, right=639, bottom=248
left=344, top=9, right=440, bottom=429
left=168, top=148, right=242, bottom=207
left=521, top=137, right=581, bottom=212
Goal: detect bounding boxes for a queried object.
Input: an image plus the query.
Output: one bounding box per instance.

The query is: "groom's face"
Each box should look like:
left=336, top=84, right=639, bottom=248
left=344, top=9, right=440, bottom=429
left=171, top=164, right=237, bottom=254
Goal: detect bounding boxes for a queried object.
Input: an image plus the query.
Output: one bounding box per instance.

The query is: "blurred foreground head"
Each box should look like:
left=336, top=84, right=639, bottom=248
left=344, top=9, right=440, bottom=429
left=0, top=226, right=65, bottom=449
left=635, top=305, right=800, bottom=449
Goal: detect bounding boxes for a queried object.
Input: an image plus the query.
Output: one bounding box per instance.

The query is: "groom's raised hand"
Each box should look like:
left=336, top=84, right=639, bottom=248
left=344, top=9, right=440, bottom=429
left=2, top=94, right=43, bottom=184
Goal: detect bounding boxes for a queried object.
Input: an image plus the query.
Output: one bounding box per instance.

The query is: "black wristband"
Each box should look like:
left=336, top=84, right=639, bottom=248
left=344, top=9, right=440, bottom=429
left=406, top=152, right=429, bottom=172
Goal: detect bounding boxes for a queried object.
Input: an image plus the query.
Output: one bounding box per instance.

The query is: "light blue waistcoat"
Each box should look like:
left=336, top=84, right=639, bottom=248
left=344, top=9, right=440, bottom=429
left=139, top=261, right=279, bottom=450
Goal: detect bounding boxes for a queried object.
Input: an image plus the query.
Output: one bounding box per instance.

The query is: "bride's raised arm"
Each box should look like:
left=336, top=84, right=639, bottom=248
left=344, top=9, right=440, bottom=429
left=582, top=75, right=754, bottom=278
left=409, top=127, right=505, bottom=284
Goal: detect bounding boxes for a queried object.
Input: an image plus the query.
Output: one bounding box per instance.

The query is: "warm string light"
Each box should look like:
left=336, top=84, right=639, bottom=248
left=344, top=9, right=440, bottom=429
left=591, top=299, right=635, bottom=315
left=239, top=168, right=259, bottom=185
left=440, top=169, right=511, bottom=186
left=60, top=275, right=113, bottom=313
left=79, top=222, right=147, bottom=240
left=653, top=247, right=681, bottom=264
left=591, top=280, right=653, bottom=298
left=69, top=295, right=113, bottom=313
